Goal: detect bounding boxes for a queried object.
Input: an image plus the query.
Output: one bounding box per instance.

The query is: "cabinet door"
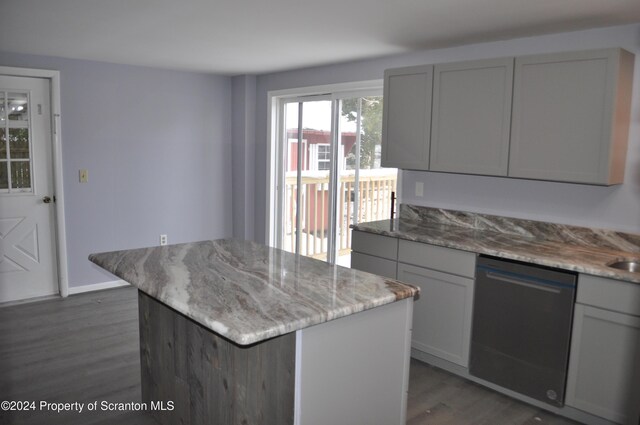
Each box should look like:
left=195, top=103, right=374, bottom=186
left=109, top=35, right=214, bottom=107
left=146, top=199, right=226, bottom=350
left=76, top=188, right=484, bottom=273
left=430, top=58, right=513, bottom=176
left=565, top=304, right=640, bottom=424
left=397, top=263, right=474, bottom=367
left=351, top=252, right=397, bottom=279
left=381, top=65, right=433, bottom=170
left=509, top=48, right=634, bottom=185
left=351, top=230, right=398, bottom=260
left=398, top=239, right=476, bottom=278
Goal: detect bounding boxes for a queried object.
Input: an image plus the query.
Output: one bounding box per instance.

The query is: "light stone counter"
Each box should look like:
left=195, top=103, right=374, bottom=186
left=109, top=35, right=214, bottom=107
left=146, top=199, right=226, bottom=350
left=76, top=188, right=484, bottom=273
left=89, top=238, right=418, bottom=345
left=352, top=210, right=640, bottom=284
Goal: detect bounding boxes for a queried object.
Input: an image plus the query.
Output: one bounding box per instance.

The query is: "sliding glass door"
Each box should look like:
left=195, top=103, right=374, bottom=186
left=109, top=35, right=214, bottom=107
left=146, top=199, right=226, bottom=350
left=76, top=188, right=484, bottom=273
left=281, top=97, right=334, bottom=262
left=275, top=90, right=396, bottom=265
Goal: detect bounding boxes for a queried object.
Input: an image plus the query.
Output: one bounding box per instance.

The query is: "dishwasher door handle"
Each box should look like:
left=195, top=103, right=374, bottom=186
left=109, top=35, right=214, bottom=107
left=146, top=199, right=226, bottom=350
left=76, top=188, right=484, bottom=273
left=485, top=271, right=562, bottom=294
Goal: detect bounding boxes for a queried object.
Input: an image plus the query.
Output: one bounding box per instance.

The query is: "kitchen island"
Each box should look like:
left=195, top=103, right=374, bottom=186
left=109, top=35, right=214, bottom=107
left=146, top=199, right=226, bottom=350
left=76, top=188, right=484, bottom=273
left=89, top=239, right=419, bottom=425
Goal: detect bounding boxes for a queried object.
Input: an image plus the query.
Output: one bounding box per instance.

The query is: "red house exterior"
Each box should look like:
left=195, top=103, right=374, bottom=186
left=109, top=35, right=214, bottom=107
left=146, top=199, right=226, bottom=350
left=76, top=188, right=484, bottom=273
left=286, top=129, right=357, bottom=234
left=286, top=129, right=356, bottom=171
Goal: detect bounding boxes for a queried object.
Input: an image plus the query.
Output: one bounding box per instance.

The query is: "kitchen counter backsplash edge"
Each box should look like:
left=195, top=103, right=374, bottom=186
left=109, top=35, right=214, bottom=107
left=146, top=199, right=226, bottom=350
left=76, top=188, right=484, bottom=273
left=400, top=204, right=640, bottom=253
left=350, top=204, right=640, bottom=284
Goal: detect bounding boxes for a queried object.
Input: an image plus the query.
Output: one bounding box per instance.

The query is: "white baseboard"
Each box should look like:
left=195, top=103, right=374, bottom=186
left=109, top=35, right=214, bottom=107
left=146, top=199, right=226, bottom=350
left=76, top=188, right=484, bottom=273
left=68, top=280, right=130, bottom=295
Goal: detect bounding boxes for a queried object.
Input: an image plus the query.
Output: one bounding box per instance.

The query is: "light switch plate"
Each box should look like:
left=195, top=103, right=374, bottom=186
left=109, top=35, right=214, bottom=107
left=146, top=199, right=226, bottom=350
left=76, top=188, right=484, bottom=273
left=415, top=181, right=424, bottom=197
left=79, top=169, right=88, bottom=183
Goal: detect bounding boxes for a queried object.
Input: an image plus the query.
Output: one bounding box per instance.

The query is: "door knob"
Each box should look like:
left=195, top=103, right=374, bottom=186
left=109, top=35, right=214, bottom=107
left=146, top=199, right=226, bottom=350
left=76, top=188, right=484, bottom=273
left=42, top=196, right=52, bottom=204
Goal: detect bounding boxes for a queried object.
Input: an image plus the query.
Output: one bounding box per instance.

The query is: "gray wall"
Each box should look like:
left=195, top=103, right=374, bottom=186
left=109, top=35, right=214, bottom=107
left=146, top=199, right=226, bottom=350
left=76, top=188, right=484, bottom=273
left=253, top=23, right=640, bottom=240
left=231, top=75, right=256, bottom=241
left=0, top=51, right=233, bottom=288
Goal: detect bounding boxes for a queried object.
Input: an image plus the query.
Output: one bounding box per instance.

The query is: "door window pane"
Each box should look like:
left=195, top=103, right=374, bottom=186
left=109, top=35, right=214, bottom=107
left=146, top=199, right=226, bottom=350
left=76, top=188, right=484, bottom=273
left=8, top=92, right=28, bottom=122
left=0, top=92, right=5, bottom=122
left=302, top=101, right=331, bottom=261
left=9, top=128, right=29, bottom=159
left=337, top=96, right=397, bottom=267
left=282, top=100, right=332, bottom=261
left=0, top=128, right=6, bottom=159
left=0, top=163, right=7, bottom=189
left=283, top=102, right=299, bottom=255
left=10, top=161, right=31, bottom=190
left=1, top=91, right=33, bottom=193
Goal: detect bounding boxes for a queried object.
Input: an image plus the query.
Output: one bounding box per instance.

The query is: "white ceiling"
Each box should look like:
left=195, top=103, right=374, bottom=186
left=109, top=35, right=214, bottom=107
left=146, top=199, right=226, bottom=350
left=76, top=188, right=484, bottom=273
left=1, top=0, right=640, bottom=75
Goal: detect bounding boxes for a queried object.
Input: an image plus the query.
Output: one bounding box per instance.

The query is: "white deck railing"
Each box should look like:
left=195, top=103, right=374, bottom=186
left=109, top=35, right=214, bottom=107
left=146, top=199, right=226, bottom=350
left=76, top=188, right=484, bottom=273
left=284, top=169, right=397, bottom=259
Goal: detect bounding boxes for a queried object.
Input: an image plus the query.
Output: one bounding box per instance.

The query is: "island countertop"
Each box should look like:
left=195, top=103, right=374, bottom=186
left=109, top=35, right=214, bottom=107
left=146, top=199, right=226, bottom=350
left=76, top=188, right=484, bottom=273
left=89, top=239, right=419, bottom=346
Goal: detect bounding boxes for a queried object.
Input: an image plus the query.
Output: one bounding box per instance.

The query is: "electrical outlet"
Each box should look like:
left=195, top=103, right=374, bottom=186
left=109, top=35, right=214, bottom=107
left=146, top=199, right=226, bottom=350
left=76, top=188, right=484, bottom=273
left=160, top=234, right=168, bottom=246
left=415, top=181, right=424, bottom=197
left=79, top=169, right=89, bottom=183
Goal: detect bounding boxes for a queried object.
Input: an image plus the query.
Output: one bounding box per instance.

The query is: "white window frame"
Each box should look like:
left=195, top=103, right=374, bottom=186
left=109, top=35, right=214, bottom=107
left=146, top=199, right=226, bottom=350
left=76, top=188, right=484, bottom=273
left=313, top=143, right=331, bottom=171
left=265, top=80, right=400, bottom=251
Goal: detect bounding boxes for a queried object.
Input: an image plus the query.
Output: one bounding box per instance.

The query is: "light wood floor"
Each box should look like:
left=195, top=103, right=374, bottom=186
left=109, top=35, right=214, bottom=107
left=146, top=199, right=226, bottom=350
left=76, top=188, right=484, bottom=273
left=1, top=287, right=580, bottom=425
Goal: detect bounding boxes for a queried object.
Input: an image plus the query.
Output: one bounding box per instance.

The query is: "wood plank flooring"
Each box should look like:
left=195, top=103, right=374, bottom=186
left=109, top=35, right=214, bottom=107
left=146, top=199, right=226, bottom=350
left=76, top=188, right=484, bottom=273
left=407, top=359, right=579, bottom=425
left=0, top=287, right=580, bottom=425
left=0, top=287, right=157, bottom=425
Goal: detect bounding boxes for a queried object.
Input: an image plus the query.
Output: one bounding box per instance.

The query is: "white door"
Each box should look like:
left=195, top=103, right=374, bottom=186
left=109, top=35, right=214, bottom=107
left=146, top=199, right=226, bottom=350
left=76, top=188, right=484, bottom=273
left=0, top=75, right=58, bottom=302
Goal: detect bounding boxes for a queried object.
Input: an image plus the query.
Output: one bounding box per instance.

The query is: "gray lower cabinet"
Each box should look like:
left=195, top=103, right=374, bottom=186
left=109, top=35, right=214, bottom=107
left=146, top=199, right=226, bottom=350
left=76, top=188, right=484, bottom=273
left=430, top=58, right=514, bottom=176
left=351, top=252, right=397, bottom=279
left=350, top=231, right=398, bottom=279
left=381, top=65, right=433, bottom=170
left=509, top=48, right=634, bottom=185
left=397, top=263, right=474, bottom=367
left=351, top=233, right=476, bottom=367
left=351, top=230, right=398, bottom=261
left=565, top=275, right=640, bottom=425
left=395, top=241, right=476, bottom=368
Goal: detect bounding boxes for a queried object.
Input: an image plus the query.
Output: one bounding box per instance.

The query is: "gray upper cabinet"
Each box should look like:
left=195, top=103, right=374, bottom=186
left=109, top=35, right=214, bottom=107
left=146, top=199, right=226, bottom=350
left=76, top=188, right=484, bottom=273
left=430, top=58, right=514, bottom=176
left=381, top=65, right=433, bottom=170
left=509, top=48, right=634, bottom=185
left=381, top=48, right=634, bottom=185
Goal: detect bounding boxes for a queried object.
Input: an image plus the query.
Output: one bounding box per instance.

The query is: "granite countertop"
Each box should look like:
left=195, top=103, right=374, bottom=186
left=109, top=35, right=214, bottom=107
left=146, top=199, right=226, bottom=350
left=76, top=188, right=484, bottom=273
left=89, top=239, right=419, bottom=346
left=352, top=218, right=640, bottom=284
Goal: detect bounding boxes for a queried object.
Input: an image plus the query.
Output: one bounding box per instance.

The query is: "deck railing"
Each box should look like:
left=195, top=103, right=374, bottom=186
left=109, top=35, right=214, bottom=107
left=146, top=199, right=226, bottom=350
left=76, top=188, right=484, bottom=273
left=284, top=169, right=397, bottom=259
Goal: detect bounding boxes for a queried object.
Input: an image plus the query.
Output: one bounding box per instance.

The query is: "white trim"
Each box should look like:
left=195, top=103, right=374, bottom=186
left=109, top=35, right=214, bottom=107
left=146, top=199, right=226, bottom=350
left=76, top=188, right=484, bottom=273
left=293, top=329, right=302, bottom=425
left=265, top=79, right=383, bottom=246
left=268, top=79, right=382, bottom=99
left=68, top=280, right=130, bottom=295
left=397, top=170, right=403, bottom=210
left=266, top=94, right=278, bottom=246
left=0, top=66, right=69, bottom=298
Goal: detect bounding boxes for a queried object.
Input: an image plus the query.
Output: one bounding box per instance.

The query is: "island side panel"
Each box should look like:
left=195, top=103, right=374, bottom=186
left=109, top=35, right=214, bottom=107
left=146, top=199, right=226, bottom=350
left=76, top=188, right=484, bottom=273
left=138, top=291, right=296, bottom=425
left=297, top=298, right=414, bottom=425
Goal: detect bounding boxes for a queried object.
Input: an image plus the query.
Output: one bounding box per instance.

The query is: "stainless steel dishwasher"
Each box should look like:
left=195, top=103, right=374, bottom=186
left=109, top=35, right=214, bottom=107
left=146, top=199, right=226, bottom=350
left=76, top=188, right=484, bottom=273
left=469, top=255, right=577, bottom=406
